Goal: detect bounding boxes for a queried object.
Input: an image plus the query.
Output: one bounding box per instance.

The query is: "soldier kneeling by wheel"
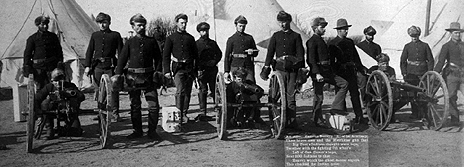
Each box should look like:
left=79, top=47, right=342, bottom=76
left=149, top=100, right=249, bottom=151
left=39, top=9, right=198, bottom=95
left=226, top=68, right=265, bottom=128
left=35, top=68, right=85, bottom=139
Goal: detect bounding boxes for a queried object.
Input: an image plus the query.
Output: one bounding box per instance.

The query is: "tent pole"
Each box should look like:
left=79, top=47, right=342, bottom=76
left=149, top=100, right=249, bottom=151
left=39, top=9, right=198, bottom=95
left=425, top=0, right=432, bottom=36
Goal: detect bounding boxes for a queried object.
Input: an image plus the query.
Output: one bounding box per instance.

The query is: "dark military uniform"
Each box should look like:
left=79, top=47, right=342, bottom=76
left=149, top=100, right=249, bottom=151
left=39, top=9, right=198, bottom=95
left=35, top=81, right=85, bottom=138
left=328, top=36, right=366, bottom=120
left=196, top=37, right=222, bottom=113
left=264, top=29, right=304, bottom=125
left=84, top=29, right=123, bottom=113
left=306, top=34, right=349, bottom=125
left=224, top=32, right=258, bottom=82
left=400, top=39, right=434, bottom=118
left=115, top=35, right=162, bottom=135
left=23, top=31, right=63, bottom=89
left=356, top=39, right=381, bottom=105
left=163, top=31, right=198, bottom=115
left=357, top=39, right=382, bottom=60
left=434, top=39, right=464, bottom=121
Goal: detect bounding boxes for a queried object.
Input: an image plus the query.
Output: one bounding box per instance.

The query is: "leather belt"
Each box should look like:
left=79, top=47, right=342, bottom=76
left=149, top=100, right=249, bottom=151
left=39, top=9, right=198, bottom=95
left=96, top=57, right=112, bottom=62
left=127, top=67, right=154, bottom=73
left=33, top=59, right=46, bottom=63
left=232, top=54, right=248, bottom=58
left=407, top=60, right=425, bottom=66
left=317, top=60, right=330, bottom=66
left=171, top=56, right=191, bottom=63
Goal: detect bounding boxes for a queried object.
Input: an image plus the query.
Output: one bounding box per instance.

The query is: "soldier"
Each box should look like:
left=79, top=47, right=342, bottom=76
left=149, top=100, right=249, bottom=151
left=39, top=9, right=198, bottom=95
left=114, top=14, right=162, bottom=140
left=260, top=11, right=304, bottom=128
left=356, top=26, right=382, bottom=103
left=224, top=15, right=259, bottom=83
left=328, top=18, right=367, bottom=124
left=35, top=68, right=85, bottom=139
left=195, top=22, right=222, bottom=120
left=23, top=15, right=63, bottom=89
left=368, top=53, right=396, bottom=80
left=306, top=17, right=349, bottom=127
left=400, top=25, right=434, bottom=120
left=434, top=22, right=464, bottom=126
left=163, top=14, right=198, bottom=122
left=357, top=26, right=382, bottom=60
left=84, top=12, right=123, bottom=121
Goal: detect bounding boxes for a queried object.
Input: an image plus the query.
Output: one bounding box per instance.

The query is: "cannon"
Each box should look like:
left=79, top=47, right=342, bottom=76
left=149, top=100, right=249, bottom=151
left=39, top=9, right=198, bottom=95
left=25, top=74, right=83, bottom=152
left=364, top=70, right=449, bottom=130
left=215, top=71, right=287, bottom=140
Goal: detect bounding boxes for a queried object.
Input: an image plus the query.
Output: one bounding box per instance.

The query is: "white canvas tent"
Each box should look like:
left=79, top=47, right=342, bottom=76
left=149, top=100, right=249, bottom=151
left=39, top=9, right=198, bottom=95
left=0, top=0, right=98, bottom=88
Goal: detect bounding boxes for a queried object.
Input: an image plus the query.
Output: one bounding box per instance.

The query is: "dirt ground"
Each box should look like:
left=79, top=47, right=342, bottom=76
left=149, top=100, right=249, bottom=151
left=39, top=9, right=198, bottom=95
left=0, top=88, right=462, bottom=167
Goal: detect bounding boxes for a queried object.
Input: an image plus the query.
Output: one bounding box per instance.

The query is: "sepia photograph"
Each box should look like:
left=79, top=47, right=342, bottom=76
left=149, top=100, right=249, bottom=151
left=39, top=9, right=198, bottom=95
left=0, top=0, right=462, bottom=166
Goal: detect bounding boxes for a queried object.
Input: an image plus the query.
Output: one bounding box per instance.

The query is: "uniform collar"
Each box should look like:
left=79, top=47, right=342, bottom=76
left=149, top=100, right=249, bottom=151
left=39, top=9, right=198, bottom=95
left=281, top=29, right=293, bottom=34
left=235, top=31, right=246, bottom=36
left=100, top=29, right=111, bottom=33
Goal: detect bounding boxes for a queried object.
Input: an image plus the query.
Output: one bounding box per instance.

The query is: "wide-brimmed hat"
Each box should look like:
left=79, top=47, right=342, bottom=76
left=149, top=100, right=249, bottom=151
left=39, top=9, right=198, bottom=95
left=334, top=18, right=352, bottom=29
left=445, top=22, right=464, bottom=32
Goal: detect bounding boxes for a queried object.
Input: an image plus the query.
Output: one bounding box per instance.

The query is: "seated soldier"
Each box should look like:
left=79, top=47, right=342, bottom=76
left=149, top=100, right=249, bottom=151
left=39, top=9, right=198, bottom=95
left=35, top=68, right=85, bottom=139
left=368, top=53, right=396, bottom=80
left=367, top=53, right=398, bottom=123
left=226, top=68, right=265, bottom=128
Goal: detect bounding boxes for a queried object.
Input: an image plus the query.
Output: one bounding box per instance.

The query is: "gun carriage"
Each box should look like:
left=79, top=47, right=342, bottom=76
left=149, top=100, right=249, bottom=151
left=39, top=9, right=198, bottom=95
left=364, top=70, right=449, bottom=130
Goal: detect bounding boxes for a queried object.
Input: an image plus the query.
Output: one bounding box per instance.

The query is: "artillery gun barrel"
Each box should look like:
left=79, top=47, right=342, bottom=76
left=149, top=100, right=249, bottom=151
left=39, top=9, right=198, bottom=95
left=390, top=80, right=425, bottom=92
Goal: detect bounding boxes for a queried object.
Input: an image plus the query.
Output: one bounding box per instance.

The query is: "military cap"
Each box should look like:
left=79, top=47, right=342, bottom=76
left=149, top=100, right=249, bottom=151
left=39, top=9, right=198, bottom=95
left=334, top=18, right=352, bottom=29
left=445, top=22, right=464, bottom=32
left=95, top=12, right=111, bottom=22
left=175, top=13, right=188, bottom=22
left=196, top=22, right=210, bottom=32
left=363, top=26, right=376, bottom=36
left=232, top=67, right=248, bottom=78
left=407, top=26, right=421, bottom=37
left=277, top=11, right=292, bottom=22
left=130, top=13, right=146, bottom=25
left=234, top=15, right=248, bottom=24
left=311, top=17, right=328, bottom=27
left=34, top=16, right=50, bottom=26
left=51, top=68, right=65, bottom=81
left=376, top=53, right=390, bottom=63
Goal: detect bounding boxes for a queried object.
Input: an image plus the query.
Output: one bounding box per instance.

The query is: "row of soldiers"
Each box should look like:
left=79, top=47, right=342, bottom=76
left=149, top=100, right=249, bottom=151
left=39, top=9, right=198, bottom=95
left=24, top=10, right=463, bottom=140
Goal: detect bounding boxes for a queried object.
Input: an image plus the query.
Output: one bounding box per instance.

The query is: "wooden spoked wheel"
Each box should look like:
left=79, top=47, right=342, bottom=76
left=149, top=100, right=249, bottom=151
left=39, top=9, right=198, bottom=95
left=97, top=74, right=112, bottom=149
left=268, top=72, right=286, bottom=139
left=26, top=74, right=36, bottom=153
left=215, top=72, right=227, bottom=140
left=419, top=71, right=449, bottom=130
left=365, top=70, right=393, bottom=130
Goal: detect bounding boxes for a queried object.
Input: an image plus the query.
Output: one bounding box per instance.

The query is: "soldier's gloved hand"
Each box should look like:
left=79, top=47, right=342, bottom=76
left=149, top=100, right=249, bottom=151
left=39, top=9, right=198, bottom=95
left=260, top=66, right=271, bottom=80
left=84, top=67, right=90, bottom=76
left=315, top=74, right=324, bottom=82
left=22, top=66, right=31, bottom=77
left=110, top=74, right=120, bottom=83
left=164, top=73, right=172, bottom=79
left=224, top=72, right=232, bottom=83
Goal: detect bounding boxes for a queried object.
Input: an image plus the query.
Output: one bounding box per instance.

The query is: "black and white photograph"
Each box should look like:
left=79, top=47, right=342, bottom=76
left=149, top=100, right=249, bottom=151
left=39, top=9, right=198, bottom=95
left=0, top=0, right=462, bottom=166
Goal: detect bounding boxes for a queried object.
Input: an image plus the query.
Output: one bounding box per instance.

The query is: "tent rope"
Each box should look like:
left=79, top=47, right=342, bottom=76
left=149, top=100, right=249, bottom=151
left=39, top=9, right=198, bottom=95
left=0, top=0, right=39, bottom=60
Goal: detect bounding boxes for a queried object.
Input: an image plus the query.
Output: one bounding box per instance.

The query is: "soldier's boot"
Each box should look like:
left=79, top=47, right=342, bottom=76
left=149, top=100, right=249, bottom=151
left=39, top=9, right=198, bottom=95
left=111, top=90, right=121, bottom=122
left=286, top=106, right=300, bottom=130
left=127, top=109, right=143, bottom=139
left=69, top=113, right=83, bottom=137
left=183, top=94, right=191, bottom=122
left=147, top=109, right=162, bottom=141
left=45, top=115, right=55, bottom=140
left=198, top=93, right=207, bottom=114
